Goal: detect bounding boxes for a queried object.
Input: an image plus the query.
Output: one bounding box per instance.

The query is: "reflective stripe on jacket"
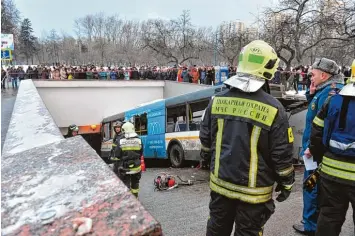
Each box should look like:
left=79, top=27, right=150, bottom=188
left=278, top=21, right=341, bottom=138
left=200, top=87, right=294, bottom=204
left=119, top=137, right=143, bottom=174
left=301, top=83, right=343, bottom=157
left=310, top=94, right=355, bottom=186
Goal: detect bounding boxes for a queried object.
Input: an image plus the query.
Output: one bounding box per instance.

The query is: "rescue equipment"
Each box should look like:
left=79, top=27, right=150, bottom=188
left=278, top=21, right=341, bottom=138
left=153, top=172, right=206, bottom=191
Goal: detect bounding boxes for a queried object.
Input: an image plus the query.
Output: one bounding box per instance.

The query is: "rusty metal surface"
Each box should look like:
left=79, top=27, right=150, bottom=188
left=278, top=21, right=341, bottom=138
left=1, top=136, right=161, bottom=236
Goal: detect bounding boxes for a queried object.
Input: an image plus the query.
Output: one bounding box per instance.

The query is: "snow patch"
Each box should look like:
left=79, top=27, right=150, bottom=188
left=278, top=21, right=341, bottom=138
left=47, top=147, right=65, bottom=164
left=285, top=90, right=306, bottom=95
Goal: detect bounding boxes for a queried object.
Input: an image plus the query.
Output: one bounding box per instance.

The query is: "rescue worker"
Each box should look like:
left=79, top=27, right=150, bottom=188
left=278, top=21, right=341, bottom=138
left=110, top=121, right=123, bottom=161
left=110, top=121, right=123, bottom=170
left=309, top=78, right=355, bottom=236
left=115, top=122, right=143, bottom=197
left=200, top=40, right=295, bottom=236
left=64, top=124, right=79, bottom=138
left=293, top=58, right=344, bottom=236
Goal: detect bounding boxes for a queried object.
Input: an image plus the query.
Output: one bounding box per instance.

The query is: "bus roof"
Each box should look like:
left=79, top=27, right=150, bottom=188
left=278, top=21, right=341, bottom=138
left=134, top=99, right=165, bottom=108
left=101, top=84, right=227, bottom=123
left=165, top=84, right=226, bottom=107
left=102, top=112, right=125, bottom=123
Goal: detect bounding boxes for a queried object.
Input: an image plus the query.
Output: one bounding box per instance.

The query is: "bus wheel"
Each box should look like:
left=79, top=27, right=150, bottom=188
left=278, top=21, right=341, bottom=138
left=169, top=144, right=185, bottom=168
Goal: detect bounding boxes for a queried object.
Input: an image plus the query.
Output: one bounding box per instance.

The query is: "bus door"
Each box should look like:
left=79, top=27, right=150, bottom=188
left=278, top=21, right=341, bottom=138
left=146, top=109, right=166, bottom=158
left=185, top=100, right=211, bottom=158
left=132, top=110, right=166, bottom=159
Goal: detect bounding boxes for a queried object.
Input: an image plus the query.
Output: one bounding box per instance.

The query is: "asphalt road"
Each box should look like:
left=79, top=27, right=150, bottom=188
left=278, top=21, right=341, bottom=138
left=138, top=164, right=354, bottom=236
left=2, top=86, right=353, bottom=236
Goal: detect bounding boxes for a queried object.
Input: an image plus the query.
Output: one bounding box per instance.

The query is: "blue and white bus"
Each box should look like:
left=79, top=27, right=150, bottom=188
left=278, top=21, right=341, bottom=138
left=101, top=85, right=227, bottom=167
left=100, top=84, right=308, bottom=166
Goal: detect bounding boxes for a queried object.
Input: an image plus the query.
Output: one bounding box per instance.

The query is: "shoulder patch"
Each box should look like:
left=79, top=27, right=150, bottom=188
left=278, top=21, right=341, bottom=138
left=287, top=127, right=294, bottom=143
left=311, top=103, right=316, bottom=110
left=328, top=88, right=341, bottom=96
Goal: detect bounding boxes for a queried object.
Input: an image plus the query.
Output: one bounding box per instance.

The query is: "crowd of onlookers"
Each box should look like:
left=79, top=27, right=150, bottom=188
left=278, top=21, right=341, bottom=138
left=1, top=64, right=237, bottom=89
left=1, top=63, right=351, bottom=93
left=270, top=65, right=353, bottom=94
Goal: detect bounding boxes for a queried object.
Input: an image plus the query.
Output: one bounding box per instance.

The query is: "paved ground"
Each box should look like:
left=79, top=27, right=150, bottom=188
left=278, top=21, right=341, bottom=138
left=1, top=87, right=17, bottom=150
left=138, top=164, right=354, bottom=236
left=2, top=87, right=353, bottom=236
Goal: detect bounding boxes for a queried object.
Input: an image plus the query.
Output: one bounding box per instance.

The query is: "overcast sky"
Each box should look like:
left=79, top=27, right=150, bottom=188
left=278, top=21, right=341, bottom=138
left=15, top=0, right=274, bottom=37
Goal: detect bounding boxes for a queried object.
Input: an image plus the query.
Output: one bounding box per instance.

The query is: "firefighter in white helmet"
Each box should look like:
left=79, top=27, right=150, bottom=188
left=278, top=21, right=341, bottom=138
left=200, top=40, right=295, bottom=236
left=115, top=122, right=143, bottom=197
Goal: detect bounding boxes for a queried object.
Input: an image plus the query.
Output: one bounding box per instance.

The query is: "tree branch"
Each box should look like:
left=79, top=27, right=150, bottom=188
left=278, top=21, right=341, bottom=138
left=302, top=37, right=350, bottom=55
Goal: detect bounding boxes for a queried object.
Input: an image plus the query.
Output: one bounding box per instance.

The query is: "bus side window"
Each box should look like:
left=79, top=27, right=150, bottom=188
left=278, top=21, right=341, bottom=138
left=166, top=104, right=187, bottom=133
left=102, top=123, right=110, bottom=141
left=188, top=99, right=210, bottom=131
left=134, top=113, right=148, bottom=136
left=100, top=123, right=105, bottom=141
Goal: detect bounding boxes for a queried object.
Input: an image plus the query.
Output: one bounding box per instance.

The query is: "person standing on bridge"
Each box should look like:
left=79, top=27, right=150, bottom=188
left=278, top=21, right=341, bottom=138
left=200, top=40, right=295, bottom=236
left=114, top=122, right=143, bottom=198
left=293, top=58, right=344, bottom=236
left=309, top=78, right=355, bottom=236
left=64, top=124, right=79, bottom=138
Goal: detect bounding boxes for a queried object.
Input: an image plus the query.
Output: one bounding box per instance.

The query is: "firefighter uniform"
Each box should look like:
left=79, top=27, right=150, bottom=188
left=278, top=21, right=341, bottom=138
left=200, top=40, right=295, bottom=236
left=111, top=121, right=124, bottom=173
left=116, top=122, right=143, bottom=197
left=310, top=80, right=355, bottom=236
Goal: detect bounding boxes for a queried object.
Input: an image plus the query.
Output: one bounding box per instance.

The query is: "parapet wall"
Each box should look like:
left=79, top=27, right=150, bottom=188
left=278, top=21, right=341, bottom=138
left=1, top=80, right=162, bottom=235
left=2, top=80, right=64, bottom=156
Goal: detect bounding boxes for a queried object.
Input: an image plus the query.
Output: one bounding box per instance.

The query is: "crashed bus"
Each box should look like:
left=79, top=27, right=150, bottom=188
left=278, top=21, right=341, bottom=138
left=100, top=84, right=308, bottom=167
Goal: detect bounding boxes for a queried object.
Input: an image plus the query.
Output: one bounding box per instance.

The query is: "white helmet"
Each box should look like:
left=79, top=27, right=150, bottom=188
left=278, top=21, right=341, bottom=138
left=340, top=79, right=355, bottom=97
left=121, top=122, right=138, bottom=138
left=340, top=59, right=355, bottom=97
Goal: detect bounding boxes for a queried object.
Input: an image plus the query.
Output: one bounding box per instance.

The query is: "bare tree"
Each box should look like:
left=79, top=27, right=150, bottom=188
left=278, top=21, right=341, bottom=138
left=45, top=29, right=61, bottom=64
left=1, top=0, right=20, bottom=34
left=141, top=10, right=206, bottom=65
left=29, top=7, right=353, bottom=67
left=61, top=33, right=80, bottom=65
left=216, top=23, right=253, bottom=66
left=261, top=0, right=354, bottom=67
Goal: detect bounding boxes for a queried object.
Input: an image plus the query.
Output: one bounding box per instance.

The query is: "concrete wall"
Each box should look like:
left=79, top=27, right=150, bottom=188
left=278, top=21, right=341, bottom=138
left=33, top=80, right=212, bottom=129
left=34, top=80, right=165, bottom=128
left=1, top=79, right=161, bottom=235
left=163, top=81, right=212, bottom=98
left=2, top=80, right=64, bottom=156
